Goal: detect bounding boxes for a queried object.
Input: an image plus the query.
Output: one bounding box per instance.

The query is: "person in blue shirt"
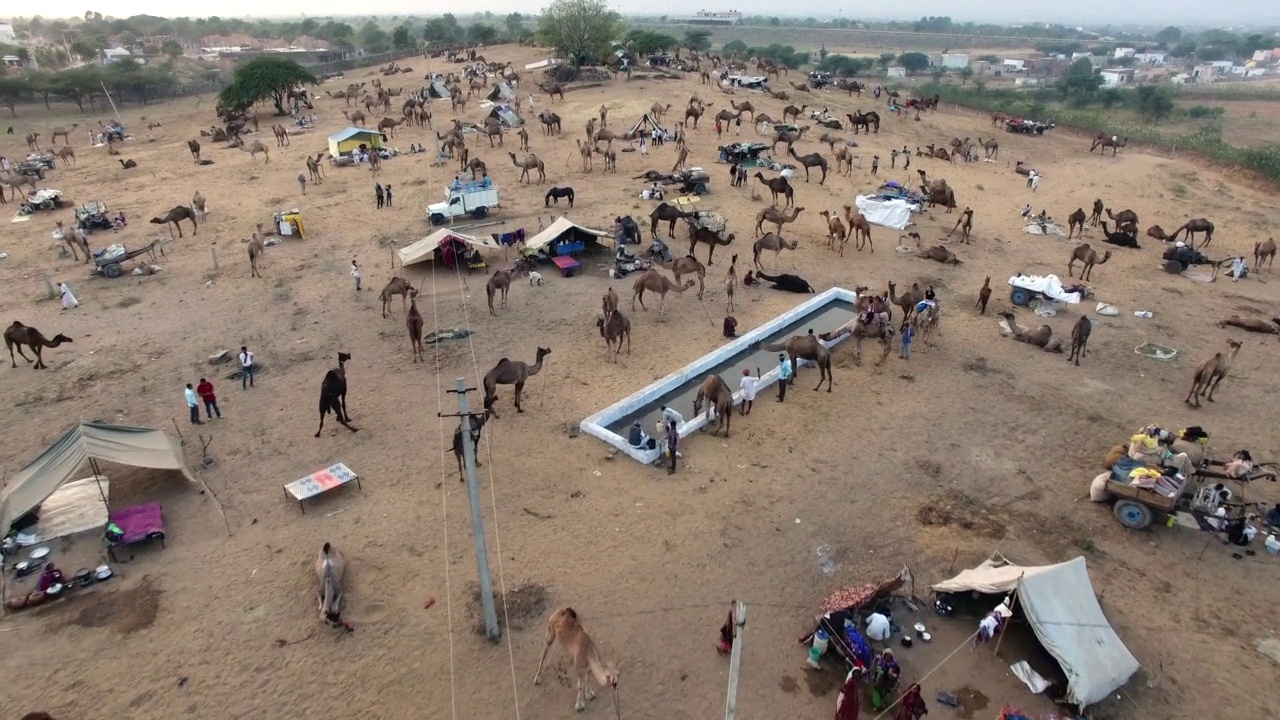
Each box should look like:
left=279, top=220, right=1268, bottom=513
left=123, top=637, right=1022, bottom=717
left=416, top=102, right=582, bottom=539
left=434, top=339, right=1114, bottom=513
left=900, top=322, right=915, bottom=360
left=776, top=353, right=793, bottom=402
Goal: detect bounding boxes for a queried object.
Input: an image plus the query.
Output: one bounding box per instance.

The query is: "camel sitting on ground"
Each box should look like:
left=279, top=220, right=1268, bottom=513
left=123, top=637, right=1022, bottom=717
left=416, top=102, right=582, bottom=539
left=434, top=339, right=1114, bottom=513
left=650, top=203, right=696, bottom=239
left=692, top=375, right=734, bottom=436
left=483, top=346, right=551, bottom=417
left=314, top=542, right=346, bottom=627
left=508, top=152, right=546, bottom=184
left=752, top=233, right=798, bottom=270
left=486, top=269, right=514, bottom=315
left=1068, top=316, right=1092, bottom=366
left=315, top=352, right=357, bottom=437
left=55, top=221, right=90, bottom=262
left=1167, top=218, right=1215, bottom=248
left=1186, top=339, right=1242, bottom=407
left=1254, top=238, right=1276, bottom=271
left=843, top=205, right=873, bottom=252
left=999, top=312, right=1063, bottom=353
left=534, top=608, right=619, bottom=714
left=150, top=206, right=198, bottom=237
left=916, top=240, right=962, bottom=264
left=632, top=269, right=695, bottom=317
left=1147, top=225, right=1168, bottom=242
left=749, top=334, right=833, bottom=391
left=5, top=321, right=73, bottom=370
left=1217, top=315, right=1280, bottom=335
left=597, top=311, right=631, bottom=362
left=379, top=277, right=417, bottom=318
left=755, top=206, right=803, bottom=236
left=1068, top=243, right=1111, bottom=281
left=657, top=255, right=707, bottom=299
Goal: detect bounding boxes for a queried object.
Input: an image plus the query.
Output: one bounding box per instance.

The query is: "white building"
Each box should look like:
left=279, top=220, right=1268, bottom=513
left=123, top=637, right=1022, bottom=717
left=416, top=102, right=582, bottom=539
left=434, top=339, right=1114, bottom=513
left=1113, top=47, right=1136, bottom=59
left=0, top=22, right=16, bottom=43
left=1001, top=59, right=1025, bottom=72
left=935, top=53, right=969, bottom=69
left=1099, top=68, right=1136, bottom=87
left=886, top=66, right=906, bottom=79
left=1133, top=52, right=1166, bottom=65
left=102, top=47, right=132, bottom=63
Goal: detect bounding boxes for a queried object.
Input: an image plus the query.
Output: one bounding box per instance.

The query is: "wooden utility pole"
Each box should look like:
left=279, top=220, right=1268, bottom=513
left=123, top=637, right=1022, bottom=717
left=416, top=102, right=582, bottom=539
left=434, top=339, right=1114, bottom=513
left=723, top=601, right=747, bottom=720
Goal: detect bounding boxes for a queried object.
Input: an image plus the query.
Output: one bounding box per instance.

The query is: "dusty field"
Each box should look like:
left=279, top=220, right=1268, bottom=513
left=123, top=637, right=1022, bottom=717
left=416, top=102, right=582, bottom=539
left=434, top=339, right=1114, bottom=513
left=633, top=23, right=1045, bottom=53
left=1167, top=99, right=1280, bottom=149
left=2, top=44, right=1280, bottom=720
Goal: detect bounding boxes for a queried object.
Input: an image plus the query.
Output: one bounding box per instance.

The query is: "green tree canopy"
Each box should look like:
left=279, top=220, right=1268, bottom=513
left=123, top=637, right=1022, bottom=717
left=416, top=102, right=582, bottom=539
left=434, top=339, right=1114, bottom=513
left=0, top=76, right=31, bottom=116
left=537, top=0, right=623, bottom=67
left=423, top=18, right=460, bottom=43
left=468, top=23, right=499, bottom=45
left=722, top=39, right=748, bottom=55
left=1057, top=57, right=1103, bottom=97
left=958, top=65, right=974, bottom=85
left=392, top=25, right=414, bottom=51
left=683, top=30, right=711, bottom=52
left=626, top=30, right=678, bottom=56
left=1154, top=26, right=1181, bottom=43
left=217, top=55, right=316, bottom=115
left=898, top=52, right=930, bottom=74
left=816, top=54, right=873, bottom=76
left=1135, top=85, right=1174, bottom=123
left=505, top=13, right=526, bottom=38
left=878, top=52, right=896, bottom=68
left=161, top=40, right=184, bottom=60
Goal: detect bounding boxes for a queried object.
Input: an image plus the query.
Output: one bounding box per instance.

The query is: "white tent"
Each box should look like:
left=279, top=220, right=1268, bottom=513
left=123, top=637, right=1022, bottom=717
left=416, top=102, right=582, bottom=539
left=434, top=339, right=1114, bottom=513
left=525, top=217, right=611, bottom=253
left=1, top=422, right=194, bottom=531
left=855, top=195, right=917, bottom=230
left=933, top=556, right=1139, bottom=708
left=398, top=229, right=502, bottom=266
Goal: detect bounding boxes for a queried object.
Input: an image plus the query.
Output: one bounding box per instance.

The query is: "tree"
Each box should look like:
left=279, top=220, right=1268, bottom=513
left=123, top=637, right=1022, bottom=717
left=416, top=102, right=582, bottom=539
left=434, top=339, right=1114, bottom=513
left=898, top=52, right=929, bottom=74
left=1170, top=40, right=1197, bottom=58
left=817, top=54, right=872, bottom=76
left=162, top=40, right=184, bottom=61
left=0, top=76, right=31, bottom=116
left=423, top=18, right=460, bottom=43
left=468, top=23, right=499, bottom=46
left=360, top=21, right=391, bottom=54
left=392, top=25, right=414, bottom=51
left=722, top=39, right=748, bottom=55
left=930, top=67, right=945, bottom=82
left=537, top=0, right=622, bottom=67
left=683, top=30, right=711, bottom=52
left=1154, top=26, right=1181, bottom=43
left=217, top=55, right=317, bottom=115
left=505, top=12, right=525, bottom=38
left=958, top=65, right=974, bottom=85
left=626, top=30, right=677, bottom=56
left=878, top=52, right=896, bottom=69
left=1135, top=86, right=1174, bottom=123
left=1057, top=57, right=1103, bottom=97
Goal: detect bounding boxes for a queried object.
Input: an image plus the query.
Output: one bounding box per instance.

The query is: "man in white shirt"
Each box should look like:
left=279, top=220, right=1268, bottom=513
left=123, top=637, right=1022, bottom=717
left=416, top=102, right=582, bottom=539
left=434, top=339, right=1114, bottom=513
left=350, top=259, right=362, bottom=291
left=239, top=346, right=255, bottom=389
left=739, top=368, right=758, bottom=416
left=660, top=404, right=684, bottom=429
left=184, top=383, right=203, bottom=425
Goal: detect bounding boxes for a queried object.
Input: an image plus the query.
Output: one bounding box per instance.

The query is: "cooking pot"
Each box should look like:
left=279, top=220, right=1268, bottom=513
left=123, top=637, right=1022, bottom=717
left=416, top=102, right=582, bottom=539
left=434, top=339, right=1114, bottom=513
left=45, top=583, right=64, bottom=598
left=94, top=565, right=113, bottom=581
left=74, top=568, right=93, bottom=586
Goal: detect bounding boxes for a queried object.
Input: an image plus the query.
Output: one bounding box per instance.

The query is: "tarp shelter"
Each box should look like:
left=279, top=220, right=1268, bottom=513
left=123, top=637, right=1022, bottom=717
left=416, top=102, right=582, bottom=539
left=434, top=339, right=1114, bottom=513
left=1, top=422, right=195, bottom=531
left=630, top=113, right=667, bottom=138
left=427, top=80, right=452, bottom=99
left=328, top=127, right=383, bottom=158
left=398, top=228, right=502, bottom=266
left=932, top=556, right=1140, bottom=708
left=855, top=195, right=917, bottom=230
left=525, top=217, right=612, bottom=254
left=487, top=81, right=517, bottom=103
left=488, top=104, right=524, bottom=128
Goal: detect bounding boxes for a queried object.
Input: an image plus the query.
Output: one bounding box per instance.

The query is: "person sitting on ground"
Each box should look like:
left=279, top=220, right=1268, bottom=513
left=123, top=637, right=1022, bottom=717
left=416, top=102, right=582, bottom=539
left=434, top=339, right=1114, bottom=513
left=1222, top=513, right=1260, bottom=547
left=1264, top=503, right=1280, bottom=530
left=742, top=271, right=757, bottom=286
left=37, top=562, right=64, bottom=592
left=723, top=314, right=738, bottom=339
left=628, top=421, right=656, bottom=450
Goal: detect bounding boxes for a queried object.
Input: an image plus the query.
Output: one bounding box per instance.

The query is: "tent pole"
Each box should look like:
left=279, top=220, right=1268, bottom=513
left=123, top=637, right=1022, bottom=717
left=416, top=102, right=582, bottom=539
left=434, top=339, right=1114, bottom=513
left=992, top=574, right=1023, bottom=658
left=89, top=457, right=109, bottom=508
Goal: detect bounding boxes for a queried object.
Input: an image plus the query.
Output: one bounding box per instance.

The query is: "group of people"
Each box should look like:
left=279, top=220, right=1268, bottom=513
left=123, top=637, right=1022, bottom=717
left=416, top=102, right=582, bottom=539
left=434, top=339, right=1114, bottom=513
left=835, top=649, right=926, bottom=720
left=374, top=183, right=394, bottom=209
left=183, top=378, right=222, bottom=424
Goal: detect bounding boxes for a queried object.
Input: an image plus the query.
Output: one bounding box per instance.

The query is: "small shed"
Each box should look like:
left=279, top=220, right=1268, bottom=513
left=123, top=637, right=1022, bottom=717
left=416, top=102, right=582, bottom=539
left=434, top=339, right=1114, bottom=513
left=487, top=81, right=517, bottom=103
left=488, top=104, right=524, bottom=128
left=328, top=127, right=383, bottom=158
left=885, top=66, right=906, bottom=79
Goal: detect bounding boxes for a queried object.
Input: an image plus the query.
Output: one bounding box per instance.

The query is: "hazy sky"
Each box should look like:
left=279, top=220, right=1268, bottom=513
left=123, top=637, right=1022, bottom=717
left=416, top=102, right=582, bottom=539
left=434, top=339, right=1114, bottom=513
left=14, top=0, right=1280, bottom=28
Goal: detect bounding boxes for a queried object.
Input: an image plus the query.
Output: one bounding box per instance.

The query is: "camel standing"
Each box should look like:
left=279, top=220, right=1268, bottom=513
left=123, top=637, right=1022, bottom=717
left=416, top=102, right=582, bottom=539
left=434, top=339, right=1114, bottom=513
left=602, top=287, right=619, bottom=318
left=752, top=233, right=798, bottom=270
left=657, top=255, right=707, bottom=299
left=724, top=254, right=738, bottom=314
left=888, top=282, right=926, bottom=326
left=486, top=270, right=514, bottom=315
left=315, top=352, right=357, bottom=437
left=1254, top=239, right=1276, bottom=272
left=948, top=208, right=974, bottom=244
left=55, top=221, right=90, bottom=263
left=1168, top=218, right=1215, bottom=248
left=187, top=139, right=201, bottom=163
left=248, top=235, right=265, bottom=278
left=508, top=152, right=546, bottom=183
left=150, top=206, right=198, bottom=238
left=55, top=146, right=76, bottom=166
left=236, top=139, right=270, bottom=164
left=483, top=347, right=551, bottom=417
left=631, top=269, right=696, bottom=317
left=1186, top=339, right=1242, bottom=407
left=692, top=375, right=734, bottom=436
left=191, top=191, right=207, bottom=221
left=5, top=322, right=73, bottom=370
left=533, top=608, right=618, bottom=714
left=272, top=124, right=290, bottom=147
left=1068, top=316, right=1091, bottom=366
left=750, top=335, right=832, bottom=391
left=1067, top=208, right=1087, bottom=239
left=314, top=542, right=346, bottom=627
left=755, top=206, right=803, bottom=236
left=379, top=277, right=417, bottom=318
left=1067, top=244, right=1110, bottom=281
left=754, top=173, right=794, bottom=207
left=842, top=206, right=873, bottom=252
left=575, top=139, right=593, bottom=172
left=406, top=296, right=424, bottom=362
left=596, top=311, right=631, bottom=362
left=976, top=277, right=992, bottom=315
left=818, top=210, right=848, bottom=255
left=1089, top=199, right=1104, bottom=226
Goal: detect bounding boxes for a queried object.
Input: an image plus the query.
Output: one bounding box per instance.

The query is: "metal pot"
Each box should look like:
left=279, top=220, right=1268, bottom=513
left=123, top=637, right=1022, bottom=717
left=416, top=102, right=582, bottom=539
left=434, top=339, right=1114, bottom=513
left=74, top=568, right=93, bottom=586
left=45, top=583, right=64, bottom=598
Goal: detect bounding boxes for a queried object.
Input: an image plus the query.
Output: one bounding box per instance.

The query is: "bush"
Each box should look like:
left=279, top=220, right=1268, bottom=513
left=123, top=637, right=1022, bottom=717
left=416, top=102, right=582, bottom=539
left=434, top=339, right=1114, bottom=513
left=1187, top=105, right=1225, bottom=119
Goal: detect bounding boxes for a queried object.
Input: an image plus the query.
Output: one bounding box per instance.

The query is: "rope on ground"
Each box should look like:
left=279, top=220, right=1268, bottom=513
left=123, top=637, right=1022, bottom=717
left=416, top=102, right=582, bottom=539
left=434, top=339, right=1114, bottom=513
left=869, top=628, right=981, bottom=720
left=429, top=261, right=460, bottom=720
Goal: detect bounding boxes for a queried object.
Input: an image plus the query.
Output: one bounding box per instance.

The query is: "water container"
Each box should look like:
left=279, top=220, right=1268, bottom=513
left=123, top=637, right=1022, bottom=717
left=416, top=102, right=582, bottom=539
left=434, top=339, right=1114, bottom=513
left=807, top=629, right=829, bottom=667
left=1266, top=534, right=1280, bottom=556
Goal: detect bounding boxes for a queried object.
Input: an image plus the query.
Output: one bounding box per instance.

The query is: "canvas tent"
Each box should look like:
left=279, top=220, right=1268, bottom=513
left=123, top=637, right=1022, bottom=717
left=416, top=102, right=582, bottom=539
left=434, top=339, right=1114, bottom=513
left=488, top=104, right=524, bottom=128
left=855, top=195, right=917, bottom=231
left=487, top=81, right=517, bottom=103
left=1, top=422, right=195, bottom=531
left=328, top=127, right=383, bottom=158
left=630, top=113, right=667, bottom=137
left=427, top=80, right=452, bottom=99
left=932, top=556, right=1139, bottom=708
left=398, top=228, right=502, bottom=266
left=525, top=217, right=612, bottom=253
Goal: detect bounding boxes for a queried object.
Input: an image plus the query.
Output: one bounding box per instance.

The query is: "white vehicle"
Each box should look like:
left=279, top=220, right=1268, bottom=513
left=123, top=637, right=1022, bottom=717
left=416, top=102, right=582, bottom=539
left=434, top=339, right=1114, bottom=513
left=426, top=182, right=500, bottom=226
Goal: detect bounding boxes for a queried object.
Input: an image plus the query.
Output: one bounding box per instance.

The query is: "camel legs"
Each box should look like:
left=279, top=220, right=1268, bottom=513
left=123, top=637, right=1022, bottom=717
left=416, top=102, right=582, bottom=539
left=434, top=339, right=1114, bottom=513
left=532, top=629, right=557, bottom=686
left=1205, top=374, right=1226, bottom=403
left=513, top=381, right=525, bottom=413
left=1185, top=377, right=1206, bottom=407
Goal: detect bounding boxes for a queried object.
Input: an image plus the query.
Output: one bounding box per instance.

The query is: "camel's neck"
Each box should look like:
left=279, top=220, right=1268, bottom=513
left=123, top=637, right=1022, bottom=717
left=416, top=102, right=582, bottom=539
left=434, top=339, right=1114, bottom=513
left=757, top=340, right=787, bottom=352
left=528, top=357, right=544, bottom=376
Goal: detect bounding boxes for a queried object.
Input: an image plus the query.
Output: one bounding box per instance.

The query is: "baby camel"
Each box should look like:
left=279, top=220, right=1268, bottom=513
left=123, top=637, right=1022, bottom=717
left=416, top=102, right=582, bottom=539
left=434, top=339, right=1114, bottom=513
left=1186, top=339, right=1242, bottom=408
left=534, top=608, right=619, bottom=714
left=314, top=542, right=346, bottom=628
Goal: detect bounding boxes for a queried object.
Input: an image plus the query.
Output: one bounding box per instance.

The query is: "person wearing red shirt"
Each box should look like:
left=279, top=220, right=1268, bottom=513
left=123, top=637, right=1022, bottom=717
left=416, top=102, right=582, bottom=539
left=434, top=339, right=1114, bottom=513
left=196, top=378, right=222, bottom=419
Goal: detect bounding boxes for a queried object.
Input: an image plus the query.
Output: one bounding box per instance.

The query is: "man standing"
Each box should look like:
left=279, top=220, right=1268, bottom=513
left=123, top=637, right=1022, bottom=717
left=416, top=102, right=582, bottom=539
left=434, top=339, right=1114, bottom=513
left=239, top=345, right=255, bottom=389
left=185, top=383, right=203, bottom=425
left=351, top=259, right=362, bottom=291
left=739, top=368, right=759, bottom=416
left=900, top=321, right=915, bottom=360
left=871, top=155, right=880, bottom=176
left=196, top=377, right=221, bottom=419
left=375, top=182, right=385, bottom=209
left=776, top=353, right=793, bottom=402
left=666, top=420, right=679, bottom=475
left=890, top=148, right=899, bottom=169
left=58, top=281, right=79, bottom=311
left=385, top=184, right=393, bottom=207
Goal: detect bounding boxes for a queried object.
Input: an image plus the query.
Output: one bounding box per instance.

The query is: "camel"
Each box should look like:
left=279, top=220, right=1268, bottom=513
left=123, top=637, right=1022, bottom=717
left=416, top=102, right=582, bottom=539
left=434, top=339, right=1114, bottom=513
left=683, top=105, right=705, bottom=128
left=1254, top=238, right=1276, bottom=271
left=818, top=211, right=848, bottom=255
left=1068, top=244, right=1111, bottom=281
left=1067, top=208, right=1087, bottom=239
left=650, top=102, right=672, bottom=121
left=1186, top=339, right=1242, bottom=407
left=486, top=269, right=514, bottom=315
left=977, top=137, right=999, bottom=159
left=377, top=117, right=405, bottom=138
left=272, top=124, right=290, bottom=147
left=406, top=295, right=424, bottom=362
left=842, top=206, right=873, bottom=252
left=187, top=139, right=201, bottom=163
left=692, top=375, right=734, bottom=436
left=1089, top=199, right=1104, bottom=226
left=749, top=335, right=832, bottom=391
left=1068, top=316, right=1092, bottom=366
left=452, top=408, right=492, bottom=479
left=533, top=608, right=619, bottom=714
left=688, top=225, right=735, bottom=266
left=729, top=100, right=755, bottom=121
left=671, top=145, right=689, bottom=172
left=119, top=159, right=137, bottom=169
left=1217, top=315, right=1280, bottom=335
left=658, top=255, right=707, bottom=299
left=713, top=108, right=742, bottom=126
left=343, top=109, right=367, bottom=127
left=538, top=110, right=561, bottom=135
left=788, top=148, right=828, bottom=184
left=481, top=117, right=504, bottom=147
left=752, top=204, right=803, bottom=235
left=977, top=276, right=992, bottom=314
left=1090, top=135, right=1127, bottom=155
left=483, top=347, right=551, bottom=417
left=1146, top=225, right=1170, bottom=242
left=593, top=144, right=617, bottom=172
left=25, top=132, right=40, bottom=150
left=150, top=206, right=198, bottom=238
left=54, top=221, right=90, bottom=263
left=948, top=208, right=974, bottom=244
left=379, top=277, right=417, bottom=318
left=536, top=82, right=565, bottom=101
left=508, top=152, right=546, bottom=184
left=770, top=126, right=808, bottom=152
left=248, top=234, right=265, bottom=278
left=314, top=352, right=356, bottom=437
left=1099, top=222, right=1140, bottom=248
left=916, top=243, right=962, bottom=264
left=54, top=146, right=76, bottom=166
left=725, top=254, right=738, bottom=314
left=919, top=179, right=956, bottom=213
left=888, top=282, right=926, bottom=326
left=782, top=104, right=807, bottom=122
left=575, top=139, right=593, bottom=172
left=632, top=269, right=696, bottom=316
left=602, top=287, right=619, bottom=318
left=1167, top=218, right=1215, bottom=248
left=752, top=233, right=798, bottom=270
left=999, top=312, right=1063, bottom=353
left=847, top=111, right=880, bottom=134
left=314, top=542, right=346, bottom=628
left=650, top=203, right=695, bottom=239
left=756, top=270, right=814, bottom=293
left=235, top=139, right=270, bottom=164
left=831, top=314, right=894, bottom=367
left=306, top=152, right=327, bottom=184
left=5, top=322, right=73, bottom=370
left=754, top=173, right=794, bottom=207
left=50, top=124, right=78, bottom=145
left=833, top=146, right=853, bottom=176
left=597, top=310, right=631, bottom=362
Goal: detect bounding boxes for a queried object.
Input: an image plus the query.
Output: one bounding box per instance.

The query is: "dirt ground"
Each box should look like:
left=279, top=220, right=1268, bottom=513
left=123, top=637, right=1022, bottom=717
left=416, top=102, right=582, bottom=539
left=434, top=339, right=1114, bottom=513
left=1, top=44, right=1279, bottom=720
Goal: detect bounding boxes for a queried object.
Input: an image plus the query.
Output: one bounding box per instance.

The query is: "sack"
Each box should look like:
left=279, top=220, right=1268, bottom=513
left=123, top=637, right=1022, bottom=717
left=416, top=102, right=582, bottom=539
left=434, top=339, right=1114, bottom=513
left=1089, top=473, right=1112, bottom=502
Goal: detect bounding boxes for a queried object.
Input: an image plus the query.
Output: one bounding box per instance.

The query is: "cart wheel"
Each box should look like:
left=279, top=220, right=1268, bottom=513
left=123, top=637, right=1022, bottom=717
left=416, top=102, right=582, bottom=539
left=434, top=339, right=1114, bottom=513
left=430, top=213, right=446, bottom=226
left=1113, top=500, right=1153, bottom=530
left=471, top=206, right=488, bottom=219
left=1010, top=287, right=1033, bottom=306
left=103, top=263, right=123, bottom=279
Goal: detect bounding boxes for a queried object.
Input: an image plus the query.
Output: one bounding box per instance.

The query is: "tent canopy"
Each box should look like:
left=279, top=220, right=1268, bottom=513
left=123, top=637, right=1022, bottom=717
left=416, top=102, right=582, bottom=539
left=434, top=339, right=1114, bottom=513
left=525, top=217, right=611, bottom=253
left=488, top=104, right=524, bottom=127
left=1, top=422, right=194, bottom=530
left=933, top=556, right=1139, bottom=708
left=398, top=228, right=503, bottom=266
left=328, top=127, right=382, bottom=157
left=855, top=195, right=916, bottom=231
left=630, top=113, right=667, bottom=137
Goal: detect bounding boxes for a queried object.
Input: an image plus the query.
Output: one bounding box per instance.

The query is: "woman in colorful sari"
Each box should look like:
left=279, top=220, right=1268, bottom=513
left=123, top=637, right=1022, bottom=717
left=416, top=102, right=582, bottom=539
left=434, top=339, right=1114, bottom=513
left=894, top=683, right=927, bottom=720
left=835, top=667, right=863, bottom=720
left=871, top=649, right=901, bottom=711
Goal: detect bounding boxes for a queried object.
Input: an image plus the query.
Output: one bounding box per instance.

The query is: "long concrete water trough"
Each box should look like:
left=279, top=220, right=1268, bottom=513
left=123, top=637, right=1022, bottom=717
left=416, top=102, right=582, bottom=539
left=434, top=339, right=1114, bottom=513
left=580, top=287, right=863, bottom=465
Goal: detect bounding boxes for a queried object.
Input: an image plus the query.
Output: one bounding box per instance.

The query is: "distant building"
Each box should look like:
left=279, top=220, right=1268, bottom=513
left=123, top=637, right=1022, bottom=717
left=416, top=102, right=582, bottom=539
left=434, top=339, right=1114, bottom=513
left=0, top=22, right=15, bottom=43
left=101, top=47, right=132, bottom=64
left=3, top=55, right=24, bottom=69
left=1014, top=77, right=1041, bottom=87
left=1113, top=47, right=1136, bottom=59
left=931, top=53, right=969, bottom=70
left=886, top=66, right=906, bottom=79
left=1001, top=59, right=1025, bottom=73
left=675, top=10, right=742, bottom=25
left=1133, top=52, right=1166, bottom=65
left=972, top=60, right=993, bottom=76
left=1192, top=64, right=1219, bottom=82
left=1099, top=68, right=1136, bottom=87
left=1251, top=49, right=1272, bottom=63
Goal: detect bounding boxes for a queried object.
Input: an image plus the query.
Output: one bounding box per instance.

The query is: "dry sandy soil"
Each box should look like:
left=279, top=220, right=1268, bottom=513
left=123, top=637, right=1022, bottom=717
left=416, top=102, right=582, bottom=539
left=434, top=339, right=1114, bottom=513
left=2, top=44, right=1280, bottom=720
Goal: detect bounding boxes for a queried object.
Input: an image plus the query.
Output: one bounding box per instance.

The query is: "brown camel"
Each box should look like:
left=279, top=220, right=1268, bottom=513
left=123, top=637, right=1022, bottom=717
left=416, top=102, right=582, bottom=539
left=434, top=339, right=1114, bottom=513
left=248, top=234, right=265, bottom=278
left=754, top=172, right=794, bottom=207
left=713, top=109, right=742, bottom=125
left=842, top=206, right=873, bottom=252
left=847, top=111, right=880, bottom=134
left=692, top=375, right=734, bottom=436
left=50, top=124, right=78, bottom=145
left=25, top=131, right=40, bottom=150
left=538, top=110, right=561, bottom=135
left=818, top=211, right=848, bottom=255
left=1186, top=339, right=1242, bottom=407
left=596, top=311, right=631, bottom=362
left=575, top=139, right=593, bottom=172
left=671, top=144, right=689, bottom=172
left=307, top=152, right=327, bottom=184
left=752, top=233, right=798, bottom=270
left=1068, top=316, right=1092, bottom=366
left=1067, top=208, right=1087, bottom=239
left=976, top=276, right=992, bottom=314
left=518, top=127, right=530, bottom=150
left=593, top=144, right=617, bottom=172
left=191, top=191, right=207, bottom=221
left=234, top=138, right=270, bottom=164
left=729, top=100, right=755, bottom=121
left=536, top=82, right=565, bottom=101
left=770, top=126, right=808, bottom=152
left=481, top=117, right=504, bottom=147
left=724, top=254, right=738, bottom=314
left=55, top=221, right=90, bottom=263
left=118, top=158, right=138, bottom=169
left=451, top=408, right=492, bottom=480
left=55, top=146, right=76, bottom=166
left=658, top=255, right=707, bottom=299
left=1168, top=218, right=1215, bottom=248
left=5, top=321, right=73, bottom=370
left=1254, top=238, right=1276, bottom=271
left=379, top=277, right=417, bottom=318
left=483, top=346, right=551, bottom=417
left=782, top=104, right=807, bottom=122
left=916, top=243, right=962, bottom=264
left=683, top=105, right=704, bottom=128
left=377, top=117, right=405, bottom=137
left=406, top=295, right=424, bottom=362
left=1217, top=315, right=1280, bottom=335
left=1089, top=199, right=1104, bottom=226
left=688, top=225, right=735, bottom=266
left=271, top=124, right=290, bottom=147
left=919, top=179, right=956, bottom=212
left=508, top=152, right=546, bottom=184
left=602, top=287, right=619, bottom=318
left=187, top=139, right=202, bottom=163
left=999, top=311, right=1063, bottom=353
left=150, top=206, right=198, bottom=237
left=342, top=109, right=367, bottom=126
left=486, top=269, right=514, bottom=315
left=888, top=282, right=926, bottom=325
left=1068, top=243, right=1111, bottom=281
left=533, top=608, right=618, bottom=714
left=833, top=146, right=854, bottom=176
left=750, top=335, right=832, bottom=391
left=787, top=148, right=828, bottom=184
left=1090, top=135, right=1127, bottom=155
left=631, top=269, right=696, bottom=316
left=977, top=137, right=999, bottom=159
left=649, top=203, right=695, bottom=239
left=755, top=205, right=803, bottom=236
left=650, top=102, right=672, bottom=121
left=315, top=352, right=356, bottom=437
left=1105, top=208, right=1138, bottom=232
left=1147, top=225, right=1169, bottom=242
left=948, top=208, right=974, bottom=244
